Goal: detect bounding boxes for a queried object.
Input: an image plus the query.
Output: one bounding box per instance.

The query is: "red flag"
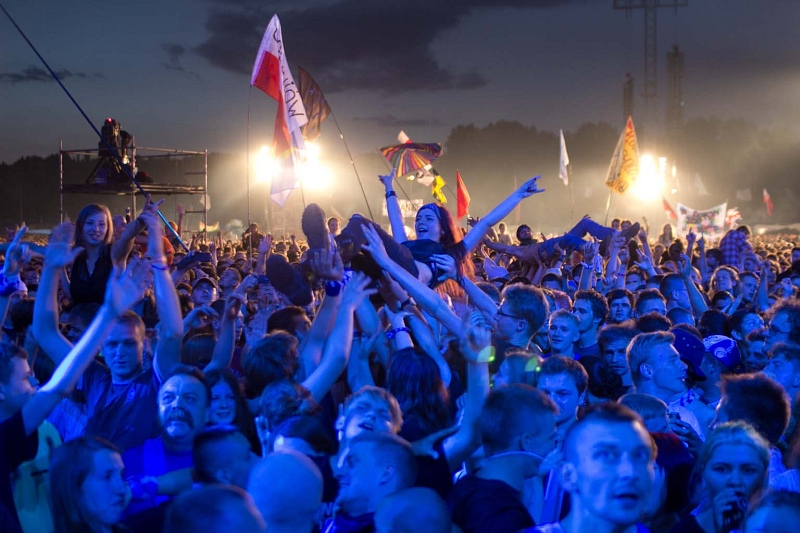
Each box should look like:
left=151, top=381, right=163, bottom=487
left=663, top=198, right=677, bottom=220
left=251, top=15, right=307, bottom=206
left=456, top=170, right=470, bottom=220
left=763, top=188, right=774, bottom=216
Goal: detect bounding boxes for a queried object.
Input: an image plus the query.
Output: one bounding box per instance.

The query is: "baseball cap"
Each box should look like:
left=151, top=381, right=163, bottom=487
left=671, top=328, right=707, bottom=381
left=192, top=276, right=219, bottom=292
left=703, top=335, right=742, bottom=371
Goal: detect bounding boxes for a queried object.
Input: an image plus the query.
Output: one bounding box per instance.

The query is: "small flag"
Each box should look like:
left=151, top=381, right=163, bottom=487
left=297, top=67, right=331, bottom=142
left=558, top=129, right=570, bottom=186
left=763, top=188, right=774, bottom=216
left=605, top=117, right=639, bottom=194
left=663, top=198, right=677, bottom=220
left=251, top=15, right=308, bottom=206
left=431, top=174, right=447, bottom=204
left=456, top=170, right=470, bottom=220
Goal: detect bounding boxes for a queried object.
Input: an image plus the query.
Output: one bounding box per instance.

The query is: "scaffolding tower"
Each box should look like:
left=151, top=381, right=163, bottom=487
left=59, top=140, right=208, bottom=232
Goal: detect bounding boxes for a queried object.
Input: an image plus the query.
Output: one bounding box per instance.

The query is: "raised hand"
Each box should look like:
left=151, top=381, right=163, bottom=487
left=104, top=258, right=150, bottom=316
left=431, top=253, right=457, bottom=282
left=246, top=311, right=270, bottom=345
left=459, top=311, right=492, bottom=363
left=516, top=175, right=545, bottom=199
left=378, top=169, right=396, bottom=191
left=638, top=227, right=648, bottom=242
left=686, top=228, right=696, bottom=245
left=677, top=253, right=693, bottom=278
left=222, top=294, right=245, bottom=322
left=697, top=234, right=705, bottom=251
left=3, top=225, right=28, bottom=275
left=139, top=196, right=165, bottom=231
left=309, top=248, right=344, bottom=281
left=234, top=274, right=258, bottom=297
left=341, top=271, right=377, bottom=309
left=633, top=249, right=654, bottom=271
left=360, top=224, right=390, bottom=264
left=258, top=234, right=272, bottom=257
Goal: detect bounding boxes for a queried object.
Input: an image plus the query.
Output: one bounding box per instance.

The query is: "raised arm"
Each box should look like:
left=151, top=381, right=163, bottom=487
left=204, top=295, right=244, bottom=373
left=141, top=198, right=184, bottom=378
left=442, top=311, right=491, bottom=471
left=24, top=260, right=149, bottom=435
left=462, top=176, right=545, bottom=252
left=302, top=272, right=375, bottom=402
left=678, top=254, right=709, bottom=316
left=32, top=224, right=84, bottom=365
left=379, top=171, right=409, bottom=242
left=111, top=213, right=145, bottom=268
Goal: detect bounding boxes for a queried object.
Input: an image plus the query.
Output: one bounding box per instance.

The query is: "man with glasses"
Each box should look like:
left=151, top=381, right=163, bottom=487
left=493, top=284, right=549, bottom=370
left=765, top=301, right=800, bottom=350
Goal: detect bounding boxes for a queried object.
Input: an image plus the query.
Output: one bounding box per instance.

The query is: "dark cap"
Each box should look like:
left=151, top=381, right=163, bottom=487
left=671, top=328, right=707, bottom=381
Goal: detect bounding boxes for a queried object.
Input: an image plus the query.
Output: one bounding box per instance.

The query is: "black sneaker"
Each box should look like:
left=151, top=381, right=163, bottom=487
left=622, top=222, right=641, bottom=242
left=302, top=203, right=329, bottom=251
left=266, top=254, right=312, bottom=306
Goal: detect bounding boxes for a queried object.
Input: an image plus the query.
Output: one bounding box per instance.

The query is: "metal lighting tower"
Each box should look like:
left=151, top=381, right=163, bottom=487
left=614, top=0, right=688, bottom=145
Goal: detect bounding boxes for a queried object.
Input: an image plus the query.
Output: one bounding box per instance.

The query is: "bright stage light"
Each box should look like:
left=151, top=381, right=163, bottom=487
left=299, top=159, right=331, bottom=190
left=631, top=154, right=664, bottom=200
left=303, top=142, right=320, bottom=161
left=255, top=145, right=277, bottom=182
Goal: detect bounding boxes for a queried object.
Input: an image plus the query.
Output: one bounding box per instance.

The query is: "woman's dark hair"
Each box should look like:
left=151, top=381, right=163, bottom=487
left=205, top=369, right=260, bottom=455
left=180, top=331, right=216, bottom=369
left=243, top=331, right=299, bottom=398
left=386, top=348, right=451, bottom=438
left=258, top=379, right=320, bottom=432
left=698, top=309, right=731, bottom=337
left=74, top=204, right=114, bottom=249
left=271, top=413, right=336, bottom=455
left=50, top=436, right=123, bottom=533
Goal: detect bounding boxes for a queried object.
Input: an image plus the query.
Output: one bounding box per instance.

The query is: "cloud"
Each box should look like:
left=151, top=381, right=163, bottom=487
left=352, top=114, right=442, bottom=128
left=195, top=0, right=576, bottom=94
left=0, top=65, right=102, bottom=84
left=161, top=43, right=202, bottom=80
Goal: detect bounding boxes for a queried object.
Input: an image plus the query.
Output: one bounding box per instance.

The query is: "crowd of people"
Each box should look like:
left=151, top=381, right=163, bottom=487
left=2, top=173, right=800, bottom=533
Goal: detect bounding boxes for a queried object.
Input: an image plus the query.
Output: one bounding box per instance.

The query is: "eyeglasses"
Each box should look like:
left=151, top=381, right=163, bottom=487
left=497, top=308, right=523, bottom=321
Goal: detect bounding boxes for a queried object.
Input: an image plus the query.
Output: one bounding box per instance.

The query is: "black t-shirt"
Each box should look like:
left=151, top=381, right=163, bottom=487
left=399, top=417, right=454, bottom=501
left=450, top=475, right=535, bottom=533
left=70, top=248, right=114, bottom=305
left=1, top=412, right=39, bottom=533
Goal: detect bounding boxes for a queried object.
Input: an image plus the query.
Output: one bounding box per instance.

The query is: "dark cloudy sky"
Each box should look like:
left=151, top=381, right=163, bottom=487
left=2, top=0, right=799, bottom=165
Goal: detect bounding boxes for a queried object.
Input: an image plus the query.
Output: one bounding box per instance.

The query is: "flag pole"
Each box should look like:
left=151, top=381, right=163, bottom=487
left=246, top=87, right=254, bottom=259
left=568, top=164, right=575, bottom=225
left=329, top=110, right=374, bottom=219
left=604, top=189, right=613, bottom=225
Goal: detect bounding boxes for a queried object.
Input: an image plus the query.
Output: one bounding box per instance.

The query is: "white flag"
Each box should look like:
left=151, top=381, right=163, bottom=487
left=559, top=129, right=569, bottom=186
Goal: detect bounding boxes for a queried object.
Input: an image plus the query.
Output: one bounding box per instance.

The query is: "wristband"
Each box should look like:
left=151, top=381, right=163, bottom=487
left=325, top=280, right=342, bottom=297
left=385, top=326, right=410, bottom=340
left=476, top=346, right=496, bottom=363
left=385, top=190, right=397, bottom=199
left=151, top=261, right=169, bottom=271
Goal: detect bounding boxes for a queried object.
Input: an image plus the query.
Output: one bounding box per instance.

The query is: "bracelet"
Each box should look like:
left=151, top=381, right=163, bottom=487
left=151, top=263, right=169, bottom=271
left=385, top=326, right=410, bottom=340
left=325, top=280, right=342, bottom=297
left=385, top=190, right=397, bottom=199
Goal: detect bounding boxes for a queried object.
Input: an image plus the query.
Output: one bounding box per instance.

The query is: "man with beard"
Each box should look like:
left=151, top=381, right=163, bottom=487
left=524, top=403, right=656, bottom=533
left=122, top=366, right=209, bottom=516
left=571, top=290, right=608, bottom=358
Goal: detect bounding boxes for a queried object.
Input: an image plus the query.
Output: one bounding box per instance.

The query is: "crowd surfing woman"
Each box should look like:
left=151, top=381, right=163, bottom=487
left=332, top=173, right=545, bottom=288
